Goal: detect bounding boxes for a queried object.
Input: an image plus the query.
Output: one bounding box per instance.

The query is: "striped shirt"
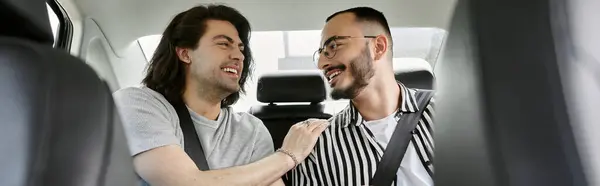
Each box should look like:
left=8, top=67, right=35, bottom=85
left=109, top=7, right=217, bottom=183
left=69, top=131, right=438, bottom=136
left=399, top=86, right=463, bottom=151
left=288, top=83, right=435, bottom=186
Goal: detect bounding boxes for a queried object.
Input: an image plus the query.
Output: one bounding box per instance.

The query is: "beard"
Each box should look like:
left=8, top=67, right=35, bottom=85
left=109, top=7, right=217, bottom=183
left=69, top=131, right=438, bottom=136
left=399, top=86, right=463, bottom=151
left=330, top=46, right=375, bottom=100
left=190, top=63, right=241, bottom=102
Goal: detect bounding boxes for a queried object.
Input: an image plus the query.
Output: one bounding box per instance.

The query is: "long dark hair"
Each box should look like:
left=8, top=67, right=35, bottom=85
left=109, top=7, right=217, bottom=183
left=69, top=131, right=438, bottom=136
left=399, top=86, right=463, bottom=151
left=142, top=4, right=253, bottom=107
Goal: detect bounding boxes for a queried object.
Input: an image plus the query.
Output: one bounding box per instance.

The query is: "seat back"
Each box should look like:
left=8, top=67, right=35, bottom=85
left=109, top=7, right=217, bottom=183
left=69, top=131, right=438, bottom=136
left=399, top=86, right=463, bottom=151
left=434, top=1, right=588, bottom=186
left=249, top=70, right=331, bottom=149
left=0, top=0, right=136, bottom=185
left=394, top=58, right=435, bottom=89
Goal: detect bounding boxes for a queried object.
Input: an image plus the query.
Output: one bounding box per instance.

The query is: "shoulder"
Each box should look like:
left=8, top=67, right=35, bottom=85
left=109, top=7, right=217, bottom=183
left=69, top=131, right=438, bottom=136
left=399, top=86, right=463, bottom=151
left=407, top=87, right=434, bottom=95
left=225, top=107, right=270, bottom=135
left=410, top=88, right=435, bottom=122
left=112, top=86, right=177, bottom=126
left=112, top=87, right=181, bottom=156
left=113, top=87, right=170, bottom=107
left=409, top=88, right=436, bottom=105
left=227, top=107, right=264, bottom=127
left=327, top=101, right=354, bottom=128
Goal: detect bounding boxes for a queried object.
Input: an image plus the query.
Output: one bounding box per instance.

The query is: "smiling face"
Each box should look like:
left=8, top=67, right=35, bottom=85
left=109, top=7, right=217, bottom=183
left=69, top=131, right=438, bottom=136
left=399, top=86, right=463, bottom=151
left=177, top=19, right=246, bottom=95
left=318, top=13, right=376, bottom=100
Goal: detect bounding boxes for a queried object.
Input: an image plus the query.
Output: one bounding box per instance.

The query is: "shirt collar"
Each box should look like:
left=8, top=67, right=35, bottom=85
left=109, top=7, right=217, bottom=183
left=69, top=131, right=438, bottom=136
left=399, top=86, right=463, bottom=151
left=340, top=82, right=419, bottom=128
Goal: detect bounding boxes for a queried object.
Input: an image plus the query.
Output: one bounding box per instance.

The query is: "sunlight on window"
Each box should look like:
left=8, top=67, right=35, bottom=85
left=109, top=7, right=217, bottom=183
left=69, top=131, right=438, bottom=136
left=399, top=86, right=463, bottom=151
left=287, top=30, right=321, bottom=57
left=136, top=27, right=445, bottom=113
left=138, top=35, right=162, bottom=60
left=390, top=27, right=446, bottom=61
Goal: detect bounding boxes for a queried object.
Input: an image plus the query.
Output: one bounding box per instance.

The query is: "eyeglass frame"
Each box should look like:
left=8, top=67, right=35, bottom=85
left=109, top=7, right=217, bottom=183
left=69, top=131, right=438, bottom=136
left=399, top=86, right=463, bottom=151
left=312, top=35, right=377, bottom=63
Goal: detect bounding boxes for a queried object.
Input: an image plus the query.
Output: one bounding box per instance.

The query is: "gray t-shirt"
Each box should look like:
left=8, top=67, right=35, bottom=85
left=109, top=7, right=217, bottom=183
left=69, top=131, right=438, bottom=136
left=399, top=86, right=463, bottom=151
left=113, top=87, right=274, bottom=169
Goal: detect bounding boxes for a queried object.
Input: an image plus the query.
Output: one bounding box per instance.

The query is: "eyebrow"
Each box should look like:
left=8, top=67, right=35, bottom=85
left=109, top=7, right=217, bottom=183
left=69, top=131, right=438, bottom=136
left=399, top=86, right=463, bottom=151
left=321, top=35, right=351, bottom=47
left=321, top=36, right=337, bottom=47
left=213, top=35, right=245, bottom=47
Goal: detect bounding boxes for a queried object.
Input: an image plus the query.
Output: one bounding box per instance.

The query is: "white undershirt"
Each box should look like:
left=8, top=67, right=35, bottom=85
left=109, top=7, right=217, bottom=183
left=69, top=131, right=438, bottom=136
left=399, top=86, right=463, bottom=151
left=363, top=111, right=433, bottom=186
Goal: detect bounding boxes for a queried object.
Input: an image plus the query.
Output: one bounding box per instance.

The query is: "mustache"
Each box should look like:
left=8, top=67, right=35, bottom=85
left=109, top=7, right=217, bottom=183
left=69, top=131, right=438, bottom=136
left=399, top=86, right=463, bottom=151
left=324, top=64, right=347, bottom=74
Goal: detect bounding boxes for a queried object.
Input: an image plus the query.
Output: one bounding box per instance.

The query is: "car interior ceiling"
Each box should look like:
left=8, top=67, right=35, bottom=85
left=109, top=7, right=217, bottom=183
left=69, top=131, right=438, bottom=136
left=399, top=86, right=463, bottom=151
left=0, top=0, right=136, bottom=185
left=73, top=0, right=457, bottom=56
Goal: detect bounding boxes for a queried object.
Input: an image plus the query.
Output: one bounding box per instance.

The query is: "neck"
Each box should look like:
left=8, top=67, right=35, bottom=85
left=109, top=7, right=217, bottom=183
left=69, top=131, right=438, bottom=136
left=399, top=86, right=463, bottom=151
left=351, top=74, right=401, bottom=121
left=183, top=79, right=225, bottom=121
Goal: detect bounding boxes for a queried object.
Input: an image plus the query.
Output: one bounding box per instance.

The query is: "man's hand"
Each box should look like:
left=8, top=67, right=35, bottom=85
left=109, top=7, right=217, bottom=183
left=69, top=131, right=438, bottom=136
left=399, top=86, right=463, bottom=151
left=280, top=119, right=329, bottom=164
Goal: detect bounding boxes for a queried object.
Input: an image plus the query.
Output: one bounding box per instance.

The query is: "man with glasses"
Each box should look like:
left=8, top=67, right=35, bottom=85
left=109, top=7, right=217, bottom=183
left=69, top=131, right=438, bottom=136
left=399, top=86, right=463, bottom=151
left=288, top=7, right=435, bottom=186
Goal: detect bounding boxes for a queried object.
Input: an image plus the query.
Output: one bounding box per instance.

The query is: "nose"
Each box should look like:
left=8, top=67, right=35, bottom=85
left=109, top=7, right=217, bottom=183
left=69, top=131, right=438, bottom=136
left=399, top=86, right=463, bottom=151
left=317, top=54, right=330, bottom=70
left=230, top=48, right=245, bottom=62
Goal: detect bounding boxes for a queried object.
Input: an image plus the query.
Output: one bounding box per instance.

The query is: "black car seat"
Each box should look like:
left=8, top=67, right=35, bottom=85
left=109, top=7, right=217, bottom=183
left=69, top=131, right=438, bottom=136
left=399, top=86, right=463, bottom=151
left=249, top=70, right=332, bottom=150
left=394, top=58, right=435, bottom=89
left=0, top=0, right=137, bottom=185
left=434, top=0, right=588, bottom=186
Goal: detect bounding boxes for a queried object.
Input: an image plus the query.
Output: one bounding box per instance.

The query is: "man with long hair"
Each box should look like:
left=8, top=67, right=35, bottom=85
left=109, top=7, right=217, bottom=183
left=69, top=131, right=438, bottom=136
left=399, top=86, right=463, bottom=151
left=113, top=5, right=328, bottom=186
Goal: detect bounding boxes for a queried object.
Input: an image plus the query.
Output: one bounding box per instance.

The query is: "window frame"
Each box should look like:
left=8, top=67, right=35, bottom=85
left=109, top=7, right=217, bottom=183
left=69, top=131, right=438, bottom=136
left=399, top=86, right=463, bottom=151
left=46, top=0, right=73, bottom=50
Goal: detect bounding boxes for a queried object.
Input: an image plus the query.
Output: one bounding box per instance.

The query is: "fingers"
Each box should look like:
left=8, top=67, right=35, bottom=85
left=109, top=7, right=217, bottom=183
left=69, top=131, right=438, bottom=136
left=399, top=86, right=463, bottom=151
left=305, top=118, right=321, bottom=122
left=315, top=121, right=329, bottom=131
left=292, top=120, right=308, bottom=127
left=288, top=119, right=329, bottom=135
left=292, top=119, right=317, bottom=128
left=306, top=120, right=328, bottom=131
left=290, top=121, right=306, bottom=129
left=280, top=119, right=330, bottom=160
left=311, top=121, right=329, bottom=137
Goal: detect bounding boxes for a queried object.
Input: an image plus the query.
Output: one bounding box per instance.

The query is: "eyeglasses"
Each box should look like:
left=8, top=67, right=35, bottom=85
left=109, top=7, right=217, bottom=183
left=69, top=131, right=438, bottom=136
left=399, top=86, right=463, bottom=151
left=312, top=35, right=377, bottom=64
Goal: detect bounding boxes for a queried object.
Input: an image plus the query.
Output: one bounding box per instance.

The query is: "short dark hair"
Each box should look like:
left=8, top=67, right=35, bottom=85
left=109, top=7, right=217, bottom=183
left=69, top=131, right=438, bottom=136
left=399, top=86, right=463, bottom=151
left=142, top=4, right=253, bottom=108
left=326, top=7, right=393, bottom=53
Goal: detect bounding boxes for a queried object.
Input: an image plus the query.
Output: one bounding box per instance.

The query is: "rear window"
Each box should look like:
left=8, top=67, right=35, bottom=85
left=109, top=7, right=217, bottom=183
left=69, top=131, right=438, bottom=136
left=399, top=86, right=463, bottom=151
left=138, top=27, right=446, bottom=112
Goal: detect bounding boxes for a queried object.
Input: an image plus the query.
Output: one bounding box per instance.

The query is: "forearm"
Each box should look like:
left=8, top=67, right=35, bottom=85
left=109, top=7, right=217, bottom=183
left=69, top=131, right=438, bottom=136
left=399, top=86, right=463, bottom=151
left=135, top=145, right=294, bottom=186
left=200, top=152, right=294, bottom=186
left=137, top=117, right=328, bottom=186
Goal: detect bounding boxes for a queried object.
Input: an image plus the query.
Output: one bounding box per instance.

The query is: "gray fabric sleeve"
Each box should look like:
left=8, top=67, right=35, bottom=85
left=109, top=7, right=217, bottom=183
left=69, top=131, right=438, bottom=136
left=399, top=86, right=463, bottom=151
left=113, top=87, right=180, bottom=156
left=247, top=114, right=275, bottom=163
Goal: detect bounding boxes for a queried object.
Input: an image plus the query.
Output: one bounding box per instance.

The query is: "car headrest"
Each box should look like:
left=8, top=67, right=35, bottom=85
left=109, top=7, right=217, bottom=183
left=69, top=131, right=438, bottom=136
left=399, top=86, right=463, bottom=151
left=0, top=0, right=54, bottom=44
left=257, top=70, right=326, bottom=103
left=0, top=37, right=138, bottom=186
left=394, top=58, right=435, bottom=89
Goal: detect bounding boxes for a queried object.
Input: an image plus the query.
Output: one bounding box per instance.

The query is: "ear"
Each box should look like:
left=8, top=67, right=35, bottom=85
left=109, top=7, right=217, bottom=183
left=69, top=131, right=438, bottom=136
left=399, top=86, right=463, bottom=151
left=175, top=47, right=191, bottom=64
left=373, top=34, right=389, bottom=61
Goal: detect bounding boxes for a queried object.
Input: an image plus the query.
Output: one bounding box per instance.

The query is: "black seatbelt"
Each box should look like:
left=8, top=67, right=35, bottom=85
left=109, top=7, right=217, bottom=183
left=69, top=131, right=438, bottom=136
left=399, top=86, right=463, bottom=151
left=370, top=90, right=434, bottom=186
left=166, top=97, right=210, bottom=171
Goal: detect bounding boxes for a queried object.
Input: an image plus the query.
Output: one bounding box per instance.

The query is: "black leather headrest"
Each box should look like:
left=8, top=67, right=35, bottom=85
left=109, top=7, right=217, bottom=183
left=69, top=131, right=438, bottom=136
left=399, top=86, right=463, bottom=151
left=0, top=0, right=54, bottom=44
left=249, top=104, right=331, bottom=119
left=394, top=58, right=435, bottom=89
left=257, top=70, right=326, bottom=103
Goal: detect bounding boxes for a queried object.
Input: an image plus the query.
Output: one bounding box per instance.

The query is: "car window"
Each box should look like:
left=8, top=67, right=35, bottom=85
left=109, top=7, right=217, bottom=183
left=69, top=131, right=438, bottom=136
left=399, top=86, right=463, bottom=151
left=138, top=27, right=445, bottom=112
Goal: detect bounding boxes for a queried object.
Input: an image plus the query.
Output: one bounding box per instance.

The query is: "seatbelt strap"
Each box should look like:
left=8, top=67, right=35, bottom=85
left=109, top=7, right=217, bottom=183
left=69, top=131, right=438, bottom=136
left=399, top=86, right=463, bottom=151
left=167, top=97, right=211, bottom=171
left=370, top=90, right=434, bottom=186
